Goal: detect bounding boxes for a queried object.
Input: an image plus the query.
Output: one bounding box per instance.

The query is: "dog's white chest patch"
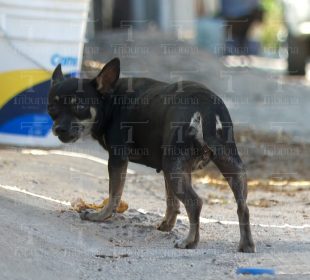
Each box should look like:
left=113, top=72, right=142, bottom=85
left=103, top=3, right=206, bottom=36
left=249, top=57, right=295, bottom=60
left=90, top=107, right=97, bottom=120
left=216, top=114, right=222, bottom=131
left=80, top=107, right=97, bottom=136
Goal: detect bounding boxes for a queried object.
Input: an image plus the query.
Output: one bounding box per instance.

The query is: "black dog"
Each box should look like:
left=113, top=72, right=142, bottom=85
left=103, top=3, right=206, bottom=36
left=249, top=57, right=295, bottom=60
left=48, top=58, right=255, bottom=252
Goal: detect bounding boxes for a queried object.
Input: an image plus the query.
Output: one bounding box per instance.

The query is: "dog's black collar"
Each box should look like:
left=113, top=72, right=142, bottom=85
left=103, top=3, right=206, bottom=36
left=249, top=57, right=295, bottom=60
left=91, top=94, right=113, bottom=138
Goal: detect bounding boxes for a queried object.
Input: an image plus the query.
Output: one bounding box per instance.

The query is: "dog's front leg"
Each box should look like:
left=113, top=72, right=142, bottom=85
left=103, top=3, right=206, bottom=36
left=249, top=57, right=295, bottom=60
left=80, top=157, right=128, bottom=222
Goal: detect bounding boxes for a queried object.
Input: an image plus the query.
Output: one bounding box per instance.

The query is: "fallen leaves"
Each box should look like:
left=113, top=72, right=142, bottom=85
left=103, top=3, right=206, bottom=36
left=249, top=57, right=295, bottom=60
left=71, top=197, right=128, bottom=213
left=248, top=198, right=279, bottom=208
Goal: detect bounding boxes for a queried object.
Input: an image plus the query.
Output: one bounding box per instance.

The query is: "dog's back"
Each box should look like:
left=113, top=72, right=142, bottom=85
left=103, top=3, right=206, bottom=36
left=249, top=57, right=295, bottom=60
left=109, top=78, right=235, bottom=171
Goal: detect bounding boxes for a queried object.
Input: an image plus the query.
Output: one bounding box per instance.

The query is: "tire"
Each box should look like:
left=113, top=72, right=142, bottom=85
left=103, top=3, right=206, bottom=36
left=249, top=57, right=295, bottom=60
left=287, top=33, right=308, bottom=76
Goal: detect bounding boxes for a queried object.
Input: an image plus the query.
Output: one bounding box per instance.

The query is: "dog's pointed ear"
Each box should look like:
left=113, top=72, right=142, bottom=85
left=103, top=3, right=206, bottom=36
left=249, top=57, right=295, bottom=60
left=95, top=58, right=120, bottom=94
left=51, top=64, right=64, bottom=86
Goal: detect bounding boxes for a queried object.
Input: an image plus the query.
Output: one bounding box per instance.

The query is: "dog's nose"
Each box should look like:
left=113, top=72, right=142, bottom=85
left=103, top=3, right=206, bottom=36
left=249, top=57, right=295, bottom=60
left=54, top=125, right=67, bottom=135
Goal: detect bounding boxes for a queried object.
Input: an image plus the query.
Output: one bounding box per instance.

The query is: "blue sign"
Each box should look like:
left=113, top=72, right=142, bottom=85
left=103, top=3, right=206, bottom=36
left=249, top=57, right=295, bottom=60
left=51, top=54, right=78, bottom=66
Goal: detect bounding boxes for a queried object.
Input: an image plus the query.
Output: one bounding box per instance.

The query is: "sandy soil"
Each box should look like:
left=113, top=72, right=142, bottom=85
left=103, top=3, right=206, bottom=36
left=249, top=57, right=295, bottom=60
left=0, top=144, right=309, bottom=279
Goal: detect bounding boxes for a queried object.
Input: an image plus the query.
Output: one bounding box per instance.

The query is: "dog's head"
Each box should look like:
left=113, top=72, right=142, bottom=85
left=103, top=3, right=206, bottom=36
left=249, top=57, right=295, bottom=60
left=47, top=58, right=120, bottom=143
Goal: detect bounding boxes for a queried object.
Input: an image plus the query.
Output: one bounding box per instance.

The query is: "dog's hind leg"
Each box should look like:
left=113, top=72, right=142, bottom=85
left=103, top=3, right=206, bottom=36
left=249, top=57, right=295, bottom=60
left=210, top=140, right=255, bottom=253
left=163, top=158, right=203, bottom=249
left=80, top=157, right=128, bottom=222
left=157, top=174, right=180, bottom=232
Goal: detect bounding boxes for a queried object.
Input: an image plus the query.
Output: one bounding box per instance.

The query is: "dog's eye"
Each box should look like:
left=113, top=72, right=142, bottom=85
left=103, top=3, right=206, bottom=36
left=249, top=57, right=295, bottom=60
left=47, top=104, right=58, bottom=116
left=74, top=104, right=87, bottom=113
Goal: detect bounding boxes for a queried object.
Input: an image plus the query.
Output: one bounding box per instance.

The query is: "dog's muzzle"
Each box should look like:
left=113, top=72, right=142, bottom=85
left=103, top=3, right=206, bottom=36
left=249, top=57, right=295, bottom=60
left=53, top=124, right=80, bottom=143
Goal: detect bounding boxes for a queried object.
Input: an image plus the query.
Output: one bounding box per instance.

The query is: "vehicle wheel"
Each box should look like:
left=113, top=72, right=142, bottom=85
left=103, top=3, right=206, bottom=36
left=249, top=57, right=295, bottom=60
left=287, top=33, right=307, bottom=75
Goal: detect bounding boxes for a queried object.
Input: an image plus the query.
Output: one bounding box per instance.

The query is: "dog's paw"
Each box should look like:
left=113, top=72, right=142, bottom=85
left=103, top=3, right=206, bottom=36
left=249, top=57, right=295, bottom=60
left=79, top=209, right=113, bottom=222
left=157, top=220, right=174, bottom=232
left=238, top=241, right=256, bottom=253
left=174, top=238, right=198, bottom=249
left=79, top=210, right=90, bottom=220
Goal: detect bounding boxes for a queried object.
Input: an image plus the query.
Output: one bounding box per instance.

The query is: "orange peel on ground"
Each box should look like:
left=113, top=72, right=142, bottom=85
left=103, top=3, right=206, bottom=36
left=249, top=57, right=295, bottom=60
left=71, top=197, right=128, bottom=213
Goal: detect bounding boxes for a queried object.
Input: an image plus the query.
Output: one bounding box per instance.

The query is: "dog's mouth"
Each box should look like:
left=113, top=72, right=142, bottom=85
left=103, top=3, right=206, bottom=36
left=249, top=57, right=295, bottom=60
left=57, top=134, right=79, bottom=143
left=52, top=122, right=83, bottom=143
